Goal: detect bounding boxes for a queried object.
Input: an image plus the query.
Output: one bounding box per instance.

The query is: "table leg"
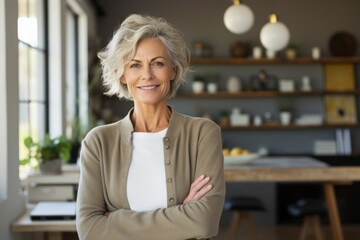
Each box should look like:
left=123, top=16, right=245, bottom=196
left=323, top=182, right=344, bottom=240
left=47, top=232, right=62, bottom=240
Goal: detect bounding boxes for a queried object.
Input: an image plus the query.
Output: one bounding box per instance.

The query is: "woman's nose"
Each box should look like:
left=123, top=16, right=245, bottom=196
left=141, top=65, right=153, bottom=80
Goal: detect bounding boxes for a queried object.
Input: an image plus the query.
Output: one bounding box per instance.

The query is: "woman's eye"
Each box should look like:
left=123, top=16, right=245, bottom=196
left=130, top=63, right=140, bottom=68
left=152, top=61, right=164, bottom=67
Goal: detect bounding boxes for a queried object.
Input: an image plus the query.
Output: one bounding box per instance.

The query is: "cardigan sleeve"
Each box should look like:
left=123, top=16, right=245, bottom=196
left=76, top=124, right=225, bottom=240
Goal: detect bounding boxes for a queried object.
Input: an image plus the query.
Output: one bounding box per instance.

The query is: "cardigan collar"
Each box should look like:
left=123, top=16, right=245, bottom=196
left=121, top=105, right=182, bottom=143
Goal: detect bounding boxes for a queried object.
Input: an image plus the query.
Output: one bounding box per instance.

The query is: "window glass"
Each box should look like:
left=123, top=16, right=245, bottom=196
left=18, top=0, right=47, bottom=176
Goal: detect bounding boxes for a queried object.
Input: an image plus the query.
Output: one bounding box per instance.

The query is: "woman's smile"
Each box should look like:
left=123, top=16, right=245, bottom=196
left=138, top=85, right=160, bottom=90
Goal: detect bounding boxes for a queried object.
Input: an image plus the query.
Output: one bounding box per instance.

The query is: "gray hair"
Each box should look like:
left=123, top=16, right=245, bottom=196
left=98, top=14, right=190, bottom=100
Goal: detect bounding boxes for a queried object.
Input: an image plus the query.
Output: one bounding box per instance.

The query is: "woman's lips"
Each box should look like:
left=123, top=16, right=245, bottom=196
left=138, top=85, right=159, bottom=90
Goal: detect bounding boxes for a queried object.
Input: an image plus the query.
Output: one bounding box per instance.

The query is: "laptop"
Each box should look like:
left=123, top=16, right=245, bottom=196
left=30, top=201, right=76, bottom=221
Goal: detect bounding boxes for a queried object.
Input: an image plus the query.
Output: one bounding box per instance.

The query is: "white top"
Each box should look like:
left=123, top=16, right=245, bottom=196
left=127, top=128, right=168, bottom=211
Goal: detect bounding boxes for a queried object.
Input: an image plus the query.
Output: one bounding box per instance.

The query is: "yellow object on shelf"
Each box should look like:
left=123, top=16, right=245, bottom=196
left=324, top=63, right=355, bottom=91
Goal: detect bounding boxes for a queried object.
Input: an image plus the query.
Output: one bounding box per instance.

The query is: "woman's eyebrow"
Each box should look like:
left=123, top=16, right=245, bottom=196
left=130, top=56, right=166, bottom=62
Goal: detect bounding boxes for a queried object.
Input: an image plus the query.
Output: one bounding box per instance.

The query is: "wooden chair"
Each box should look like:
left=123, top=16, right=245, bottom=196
left=224, top=196, right=265, bottom=240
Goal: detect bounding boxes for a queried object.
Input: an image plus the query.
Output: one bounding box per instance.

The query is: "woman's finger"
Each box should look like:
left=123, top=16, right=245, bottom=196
left=190, top=175, right=205, bottom=188
left=192, top=184, right=212, bottom=201
left=187, top=176, right=210, bottom=200
left=183, top=176, right=212, bottom=204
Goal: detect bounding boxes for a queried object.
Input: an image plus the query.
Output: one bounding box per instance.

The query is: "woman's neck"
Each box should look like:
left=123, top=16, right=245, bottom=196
left=131, top=104, right=171, bottom=132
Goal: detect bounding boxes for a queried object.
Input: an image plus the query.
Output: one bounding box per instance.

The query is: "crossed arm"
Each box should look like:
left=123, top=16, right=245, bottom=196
left=103, top=174, right=212, bottom=217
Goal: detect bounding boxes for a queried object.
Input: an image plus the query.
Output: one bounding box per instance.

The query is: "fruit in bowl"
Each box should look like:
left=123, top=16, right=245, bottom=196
left=223, top=147, right=259, bottom=165
left=223, top=147, right=251, bottom=156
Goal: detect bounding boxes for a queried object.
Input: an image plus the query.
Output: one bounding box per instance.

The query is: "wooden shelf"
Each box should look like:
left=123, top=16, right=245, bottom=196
left=220, top=123, right=360, bottom=130
left=177, top=90, right=360, bottom=98
left=190, top=57, right=360, bottom=65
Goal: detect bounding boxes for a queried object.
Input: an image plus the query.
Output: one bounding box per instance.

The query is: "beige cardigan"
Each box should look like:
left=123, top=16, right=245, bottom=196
left=76, top=107, right=225, bottom=240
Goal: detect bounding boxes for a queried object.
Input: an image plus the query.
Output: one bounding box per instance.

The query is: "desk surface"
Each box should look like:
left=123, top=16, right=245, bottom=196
left=225, top=156, right=360, bottom=182
left=11, top=207, right=76, bottom=232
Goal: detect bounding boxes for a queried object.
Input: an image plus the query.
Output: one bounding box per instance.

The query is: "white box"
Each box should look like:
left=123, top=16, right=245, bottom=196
left=230, top=114, right=250, bottom=126
left=314, top=140, right=337, bottom=155
left=279, top=79, right=295, bottom=92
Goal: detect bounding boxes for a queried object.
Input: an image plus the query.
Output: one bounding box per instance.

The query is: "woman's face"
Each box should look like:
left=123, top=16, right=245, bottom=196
left=121, top=38, right=176, bottom=106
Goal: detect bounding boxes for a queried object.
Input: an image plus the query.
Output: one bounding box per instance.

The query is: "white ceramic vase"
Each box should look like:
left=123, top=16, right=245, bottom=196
left=280, top=111, right=291, bottom=125
left=207, top=82, right=218, bottom=93
left=192, top=81, right=205, bottom=93
left=227, top=76, right=241, bottom=93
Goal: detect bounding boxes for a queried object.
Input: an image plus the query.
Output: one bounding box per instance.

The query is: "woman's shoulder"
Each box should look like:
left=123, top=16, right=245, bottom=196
left=83, top=119, right=129, bottom=143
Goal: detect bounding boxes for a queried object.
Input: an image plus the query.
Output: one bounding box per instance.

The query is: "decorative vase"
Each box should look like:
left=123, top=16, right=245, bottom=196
left=253, top=46, right=262, bottom=59
left=192, top=81, right=205, bottom=93
left=39, top=159, right=62, bottom=175
left=227, top=76, right=241, bottom=93
left=312, top=47, right=321, bottom=59
left=207, top=82, right=218, bottom=93
left=280, top=111, right=292, bottom=125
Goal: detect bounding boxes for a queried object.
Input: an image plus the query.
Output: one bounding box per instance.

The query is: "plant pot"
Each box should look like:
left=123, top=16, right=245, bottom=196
left=192, top=81, right=205, bottom=93
left=39, top=158, right=62, bottom=175
left=207, top=82, right=218, bottom=93
left=280, top=111, right=292, bottom=125
left=286, top=49, right=297, bottom=59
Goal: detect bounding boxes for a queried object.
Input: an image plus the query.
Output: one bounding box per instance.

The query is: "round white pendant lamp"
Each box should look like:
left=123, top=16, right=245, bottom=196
left=224, top=0, right=254, bottom=34
left=260, top=14, right=290, bottom=51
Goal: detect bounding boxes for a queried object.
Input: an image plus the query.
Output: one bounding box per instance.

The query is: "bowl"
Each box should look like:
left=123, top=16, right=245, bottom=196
left=224, top=154, right=260, bottom=166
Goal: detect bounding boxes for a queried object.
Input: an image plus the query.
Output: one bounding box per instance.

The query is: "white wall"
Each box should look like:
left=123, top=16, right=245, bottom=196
left=0, top=0, right=26, bottom=239
left=98, top=0, right=360, bottom=57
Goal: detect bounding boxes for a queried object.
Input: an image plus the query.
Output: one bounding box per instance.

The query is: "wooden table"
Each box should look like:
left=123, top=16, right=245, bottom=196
left=225, top=156, right=360, bottom=240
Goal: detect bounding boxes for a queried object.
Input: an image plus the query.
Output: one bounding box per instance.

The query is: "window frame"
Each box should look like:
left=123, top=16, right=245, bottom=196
left=0, top=0, right=7, bottom=200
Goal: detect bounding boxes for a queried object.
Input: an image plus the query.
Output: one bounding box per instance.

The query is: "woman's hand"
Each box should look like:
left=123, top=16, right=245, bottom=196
left=183, top=175, right=212, bottom=204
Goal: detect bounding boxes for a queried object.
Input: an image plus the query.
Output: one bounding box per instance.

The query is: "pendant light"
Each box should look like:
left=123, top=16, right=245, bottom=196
left=260, top=14, right=290, bottom=51
left=223, top=0, right=254, bottom=34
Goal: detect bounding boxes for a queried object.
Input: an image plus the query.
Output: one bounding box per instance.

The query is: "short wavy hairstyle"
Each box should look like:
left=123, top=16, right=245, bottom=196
left=98, top=14, right=190, bottom=100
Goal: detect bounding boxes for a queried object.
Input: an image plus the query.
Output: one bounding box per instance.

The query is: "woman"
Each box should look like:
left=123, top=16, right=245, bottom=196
left=76, top=14, right=225, bottom=240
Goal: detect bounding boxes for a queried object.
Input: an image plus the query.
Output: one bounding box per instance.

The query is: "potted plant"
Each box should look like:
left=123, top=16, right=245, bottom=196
left=219, top=110, right=230, bottom=128
left=286, top=43, right=298, bottom=59
left=22, top=134, right=72, bottom=175
left=192, top=75, right=206, bottom=93
left=206, top=73, right=220, bottom=94
left=278, top=102, right=293, bottom=126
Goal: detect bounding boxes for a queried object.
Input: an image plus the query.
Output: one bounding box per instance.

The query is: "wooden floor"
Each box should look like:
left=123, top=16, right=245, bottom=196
left=214, top=224, right=360, bottom=240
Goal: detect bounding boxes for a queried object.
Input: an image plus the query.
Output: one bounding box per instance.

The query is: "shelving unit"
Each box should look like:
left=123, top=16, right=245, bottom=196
left=221, top=123, right=360, bottom=130
left=172, top=56, right=360, bottom=155
left=177, top=90, right=360, bottom=98
left=190, top=57, right=360, bottom=65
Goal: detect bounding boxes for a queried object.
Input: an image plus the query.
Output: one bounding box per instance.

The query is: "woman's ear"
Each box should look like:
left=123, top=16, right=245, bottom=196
left=120, top=76, right=126, bottom=84
left=171, top=67, right=177, bottom=81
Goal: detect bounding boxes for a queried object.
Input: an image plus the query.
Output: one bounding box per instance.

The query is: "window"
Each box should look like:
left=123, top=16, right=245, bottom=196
left=18, top=0, right=91, bottom=174
left=18, top=0, right=47, bottom=174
